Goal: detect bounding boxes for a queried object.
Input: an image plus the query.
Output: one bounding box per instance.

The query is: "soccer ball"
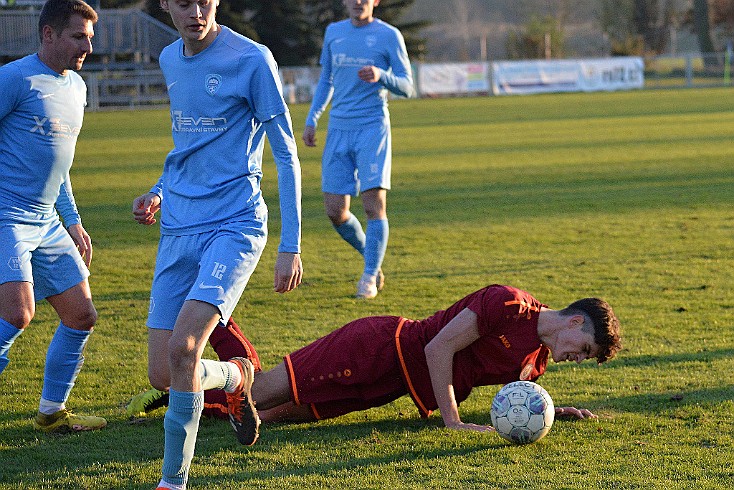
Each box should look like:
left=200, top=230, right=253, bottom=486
left=490, top=380, right=555, bottom=444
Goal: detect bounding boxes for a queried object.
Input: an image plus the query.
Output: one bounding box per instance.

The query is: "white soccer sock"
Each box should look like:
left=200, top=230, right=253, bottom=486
left=39, top=398, right=64, bottom=415
left=198, top=359, right=241, bottom=392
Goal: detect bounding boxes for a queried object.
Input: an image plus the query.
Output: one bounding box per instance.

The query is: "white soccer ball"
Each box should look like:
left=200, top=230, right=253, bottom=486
left=490, top=380, right=555, bottom=444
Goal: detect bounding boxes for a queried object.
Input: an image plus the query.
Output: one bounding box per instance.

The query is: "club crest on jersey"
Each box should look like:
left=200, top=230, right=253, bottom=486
left=7, top=256, right=21, bottom=271
left=519, top=363, right=534, bottom=381
left=205, top=74, right=222, bottom=95
left=365, top=35, right=377, bottom=48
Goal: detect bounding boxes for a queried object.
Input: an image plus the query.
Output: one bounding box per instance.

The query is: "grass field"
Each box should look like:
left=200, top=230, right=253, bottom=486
left=1, top=87, right=733, bottom=489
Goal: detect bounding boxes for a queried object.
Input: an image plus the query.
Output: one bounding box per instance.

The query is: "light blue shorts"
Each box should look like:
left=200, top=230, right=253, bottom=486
left=147, top=215, right=268, bottom=331
left=0, top=218, right=89, bottom=301
left=322, top=121, right=392, bottom=196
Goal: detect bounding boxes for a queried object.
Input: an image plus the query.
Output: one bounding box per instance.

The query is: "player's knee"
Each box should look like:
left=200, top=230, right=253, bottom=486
left=325, top=208, right=349, bottom=226
left=1, top=307, right=34, bottom=330
left=148, top=371, right=170, bottom=391
left=167, top=337, right=198, bottom=373
left=63, top=304, right=98, bottom=330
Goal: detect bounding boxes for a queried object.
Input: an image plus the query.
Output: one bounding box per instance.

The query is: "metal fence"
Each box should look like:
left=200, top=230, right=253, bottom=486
left=0, top=8, right=177, bottom=61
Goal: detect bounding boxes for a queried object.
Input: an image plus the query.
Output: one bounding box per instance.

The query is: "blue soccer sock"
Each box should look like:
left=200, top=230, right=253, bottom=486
left=364, top=218, right=389, bottom=277
left=40, top=322, right=90, bottom=405
left=333, top=213, right=366, bottom=255
left=0, top=318, right=23, bottom=376
left=161, top=389, right=204, bottom=488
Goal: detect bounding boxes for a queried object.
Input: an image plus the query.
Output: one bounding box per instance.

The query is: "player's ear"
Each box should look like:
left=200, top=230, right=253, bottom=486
left=159, top=0, right=170, bottom=12
left=40, top=24, right=56, bottom=45
left=569, top=314, right=585, bottom=329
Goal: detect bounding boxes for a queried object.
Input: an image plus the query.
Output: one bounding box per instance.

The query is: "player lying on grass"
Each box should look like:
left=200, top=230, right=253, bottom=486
left=130, top=284, right=621, bottom=434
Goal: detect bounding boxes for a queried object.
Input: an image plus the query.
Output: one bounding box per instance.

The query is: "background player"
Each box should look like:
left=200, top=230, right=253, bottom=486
left=251, top=284, right=621, bottom=429
left=0, top=0, right=105, bottom=434
left=302, top=0, right=414, bottom=298
left=131, top=0, right=303, bottom=488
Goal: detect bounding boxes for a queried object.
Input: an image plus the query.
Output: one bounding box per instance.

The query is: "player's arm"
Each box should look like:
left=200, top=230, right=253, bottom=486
left=357, top=30, right=414, bottom=98
left=263, top=112, right=303, bottom=294
left=303, top=30, right=335, bottom=147
left=56, top=175, right=92, bottom=267
left=132, top=177, right=162, bottom=225
left=424, top=308, right=494, bottom=433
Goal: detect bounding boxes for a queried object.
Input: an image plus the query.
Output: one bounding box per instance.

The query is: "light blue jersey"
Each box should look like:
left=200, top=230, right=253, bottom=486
left=306, top=18, right=414, bottom=130
left=153, top=26, right=301, bottom=253
left=0, top=54, right=85, bottom=226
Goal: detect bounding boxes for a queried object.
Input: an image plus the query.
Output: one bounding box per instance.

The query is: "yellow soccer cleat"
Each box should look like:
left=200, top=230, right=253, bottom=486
left=33, top=408, right=107, bottom=433
left=125, top=387, right=169, bottom=418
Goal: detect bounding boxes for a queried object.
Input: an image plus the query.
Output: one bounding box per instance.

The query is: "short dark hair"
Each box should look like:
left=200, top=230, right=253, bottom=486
left=561, top=298, right=621, bottom=364
left=38, top=0, right=98, bottom=41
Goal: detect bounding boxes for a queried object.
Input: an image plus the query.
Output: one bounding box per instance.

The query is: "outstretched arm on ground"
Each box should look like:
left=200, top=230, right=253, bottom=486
left=424, top=308, right=494, bottom=433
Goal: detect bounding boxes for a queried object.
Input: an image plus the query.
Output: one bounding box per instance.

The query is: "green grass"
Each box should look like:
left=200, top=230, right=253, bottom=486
left=1, top=87, right=733, bottom=489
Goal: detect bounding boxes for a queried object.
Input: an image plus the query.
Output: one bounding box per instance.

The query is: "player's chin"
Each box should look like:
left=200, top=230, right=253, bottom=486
left=71, top=58, right=85, bottom=70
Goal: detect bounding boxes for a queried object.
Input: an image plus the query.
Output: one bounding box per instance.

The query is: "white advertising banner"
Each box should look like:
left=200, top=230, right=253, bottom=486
left=417, top=62, right=490, bottom=95
left=491, top=57, right=644, bottom=95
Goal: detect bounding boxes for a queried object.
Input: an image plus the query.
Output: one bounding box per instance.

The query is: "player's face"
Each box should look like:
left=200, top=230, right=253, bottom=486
left=551, top=322, right=599, bottom=364
left=162, top=0, right=220, bottom=53
left=344, top=0, right=380, bottom=27
left=42, top=14, right=94, bottom=74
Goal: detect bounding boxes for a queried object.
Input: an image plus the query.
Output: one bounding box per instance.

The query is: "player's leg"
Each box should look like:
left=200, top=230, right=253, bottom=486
left=0, top=223, right=38, bottom=375
left=0, top=282, right=34, bottom=375
left=258, top=402, right=316, bottom=423
left=322, top=128, right=368, bottom=254
left=355, top=122, right=391, bottom=298
left=209, top=317, right=261, bottom=371
left=325, top=192, right=366, bottom=253
left=160, top=300, right=222, bottom=489
left=187, top=221, right=265, bottom=444
left=201, top=317, right=261, bottom=419
left=31, top=221, right=105, bottom=432
left=158, top=222, right=265, bottom=489
left=36, top=280, right=105, bottom=432
left=251, top=362, right=292, bottom=410
left=128, top=317, right=258, bottom=420
left=251, top=363, right=317, bottom=423
left=359, top=188, right=388, bottom=298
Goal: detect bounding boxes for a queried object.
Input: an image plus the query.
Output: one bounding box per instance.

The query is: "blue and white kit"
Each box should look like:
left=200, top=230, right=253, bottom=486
left=147, top=26, right=302, bottom=328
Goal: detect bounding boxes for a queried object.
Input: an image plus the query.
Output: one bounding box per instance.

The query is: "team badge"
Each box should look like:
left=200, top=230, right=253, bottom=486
left=519, top=363, right=534, bottom=381
left=205, top=74, right=222, bottom=95
left=7, top=256, right=21, bottom=270
left=365, top=35, right=377, bottom=48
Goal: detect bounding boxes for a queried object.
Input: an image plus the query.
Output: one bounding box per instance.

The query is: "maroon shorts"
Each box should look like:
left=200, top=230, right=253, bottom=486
left=283, top=316, right=408, bottom=420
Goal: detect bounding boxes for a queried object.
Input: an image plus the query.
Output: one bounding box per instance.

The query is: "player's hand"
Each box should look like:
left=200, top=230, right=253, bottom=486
left=274, top=252, right=302, bottom=293
left=67, top=223, right=93, bottom=267
left=358, top=65, right=381, bottom=83
left=302, top=126, right=317, bottom=147
left=132, top=192, right=161, bottom=225
left=446, top=421, right=496, bottom=433
left=555, top=406, right=597, bottom=420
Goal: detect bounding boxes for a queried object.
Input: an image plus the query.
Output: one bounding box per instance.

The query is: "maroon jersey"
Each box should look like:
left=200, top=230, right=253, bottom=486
left=396, top=284, right=549, bottom=417
left=285, top=284, right=550, bottom=420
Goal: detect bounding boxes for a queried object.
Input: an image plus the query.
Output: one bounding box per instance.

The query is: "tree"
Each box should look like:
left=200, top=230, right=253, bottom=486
left=139, top=0, right=425, bottom=66
left=505, top=15, right=565, bottom=60
left=692, top=0, right=717, bottom=55
left=633, top=0, right=677, bottom=54
left=597, top=0, right=645, bottom=55
left=306, top=0, right=426, bottom=63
